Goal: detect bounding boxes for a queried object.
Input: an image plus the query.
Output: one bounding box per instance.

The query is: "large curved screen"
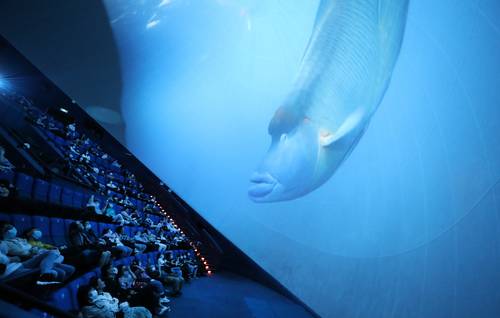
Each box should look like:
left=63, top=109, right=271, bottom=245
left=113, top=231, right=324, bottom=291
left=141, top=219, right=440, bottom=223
left=103, top=1, right=500, bottom=317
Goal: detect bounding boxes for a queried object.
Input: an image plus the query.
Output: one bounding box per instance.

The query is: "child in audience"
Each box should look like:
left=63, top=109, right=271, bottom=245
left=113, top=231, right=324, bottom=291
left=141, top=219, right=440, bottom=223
left=1, top=223, right=66, bottom=284
left=24, top=227, right=75, bottom=281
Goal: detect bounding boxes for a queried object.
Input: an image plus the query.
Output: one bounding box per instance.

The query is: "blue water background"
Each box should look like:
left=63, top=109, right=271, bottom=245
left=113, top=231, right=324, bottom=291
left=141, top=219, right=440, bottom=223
left=104, top=1, right=500, bottom=317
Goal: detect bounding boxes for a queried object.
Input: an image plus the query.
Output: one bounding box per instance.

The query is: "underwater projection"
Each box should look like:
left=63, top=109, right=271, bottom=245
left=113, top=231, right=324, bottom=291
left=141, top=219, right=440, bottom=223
left=104, top=0, right=500, bottom=317
left=249, top=1, right=408, bottom=202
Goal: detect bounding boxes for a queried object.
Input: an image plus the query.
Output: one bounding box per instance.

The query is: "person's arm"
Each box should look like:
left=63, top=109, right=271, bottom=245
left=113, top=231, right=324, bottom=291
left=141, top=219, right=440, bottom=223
left=28, top=239, right=57, bottom=250
left=127, top=267, right=137, bottom=280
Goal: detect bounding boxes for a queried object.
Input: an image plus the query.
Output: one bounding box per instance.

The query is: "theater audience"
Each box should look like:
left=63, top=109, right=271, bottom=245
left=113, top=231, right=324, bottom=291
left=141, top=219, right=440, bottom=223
left=1, top=101, right=202, bottom=316
left=131, top=259, right=170, bottom=306
left=154, top=253, right=184, bottom=296
left=0, top=223, right=72, bottom=284
left=0, top=241, right=27, bottom=280
left=67, top=221, right=112, bottom=268
left=79, top=276, right=152, bottom=318
left=115, top=226, right=146, bottom=254
left=101, top=228, right=133, bottom=258
left=24, top=227, right=75, bottom=281
left=86, top=195, right=103, bottom=216
left=117, top=264, right=168, bottom=315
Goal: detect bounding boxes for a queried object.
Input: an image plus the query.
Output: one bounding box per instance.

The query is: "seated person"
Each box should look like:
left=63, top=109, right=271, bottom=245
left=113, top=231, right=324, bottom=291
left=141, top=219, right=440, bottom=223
left=24, top=227, right=75, bottom=281
left=119, top=196, right=132, bottom=208
left=101, top=228, right=133, bottom=257
left=133, top=230, right=161, bottom=252
left=79, top=276, right=152, bottom=318
left=130, top=259, right=170, bottom=306
left=102, top=201, right=124, bottom=224
left=0, top=180, right=12, bottom=198
left=0, top=241, right=27, bottom=281
left=0, top=223, right=68, bottom=284
left=65, top=123, right=78, bottom=139
left=155, top=253, right=184, bottom=296
left=169, top=254, right=184, bottom=276
left=118, top=208, right=138, bottom=226
left=85, top=195, right=103, bottom=215
left=102, top=264, right=128, bottom=302
left=117, top=265, right=167, bottom=315
left=141, top=217, right=153, bottom=228
left=178, top=254, right=199, bottom=281
left=115, top=226, right=146, bottom=254
left=132, top=230, right=152, bottom=252
left=143, top=229, right=166, bottom=253
left=68, top=221, right=112, bottom=268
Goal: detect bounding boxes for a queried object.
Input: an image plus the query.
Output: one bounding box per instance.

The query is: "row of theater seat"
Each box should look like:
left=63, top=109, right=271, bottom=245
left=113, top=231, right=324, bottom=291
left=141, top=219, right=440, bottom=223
left=43, top=129, right=122, bottom=175
left=1, top=169, right=90, bottom=210
left=47, top=249, right=190, bottom=315
left=41, top=126, right=147, bottom=199
left=0, top=170, right=164, bottom=224
left=0, top=212, right=175, bottom=246
left=45, top=248, right=194, bottom=316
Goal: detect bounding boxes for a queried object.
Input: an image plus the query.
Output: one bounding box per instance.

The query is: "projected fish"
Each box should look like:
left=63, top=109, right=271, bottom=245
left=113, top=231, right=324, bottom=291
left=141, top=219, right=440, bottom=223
left=249, top=0, right=409, bottom=202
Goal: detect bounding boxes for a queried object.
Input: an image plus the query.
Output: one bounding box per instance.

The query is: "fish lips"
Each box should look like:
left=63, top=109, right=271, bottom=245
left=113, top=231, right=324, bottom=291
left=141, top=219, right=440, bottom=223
left=248, top=172, right=279, bottom=200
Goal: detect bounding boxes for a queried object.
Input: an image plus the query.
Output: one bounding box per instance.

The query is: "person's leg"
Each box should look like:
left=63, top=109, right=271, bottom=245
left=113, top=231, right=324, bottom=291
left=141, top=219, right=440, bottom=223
left=53, top=263, right=75, bottom=281
left=166, top=276, right=183, bottom=293
left=120, top=245, right=132, bottom=257
left=113, top=214, right=125, bottom=225
left=171, top=267, right=182, bottom=278
left=112, top=245, right=132, bottom=257
left=98, top=250, right=112, bottom=267
left=1, top=265, right=33, bottom=281
left=39, top=250, right=62, bottom=275
left=22, top=250, right=59, bottom=275
left=80, top=249, right=99, bottom=266
left=149, top=279, right=165, bottom=295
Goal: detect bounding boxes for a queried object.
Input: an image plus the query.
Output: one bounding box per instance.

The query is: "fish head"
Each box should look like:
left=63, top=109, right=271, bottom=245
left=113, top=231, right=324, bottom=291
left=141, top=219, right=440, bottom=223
left=248, top=106, right=324, bottom=202
left=249, top=105, right=365, bottom=203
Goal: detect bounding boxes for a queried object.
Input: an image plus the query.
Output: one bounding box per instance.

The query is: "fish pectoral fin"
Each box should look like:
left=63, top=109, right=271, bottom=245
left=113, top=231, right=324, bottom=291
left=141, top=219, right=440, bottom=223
left=320, top=110, right=364, bottom=147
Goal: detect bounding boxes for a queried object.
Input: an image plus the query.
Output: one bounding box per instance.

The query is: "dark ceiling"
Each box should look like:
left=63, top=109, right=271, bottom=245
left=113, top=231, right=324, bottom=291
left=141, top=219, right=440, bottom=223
left=0, top=0, right=125, bottom=143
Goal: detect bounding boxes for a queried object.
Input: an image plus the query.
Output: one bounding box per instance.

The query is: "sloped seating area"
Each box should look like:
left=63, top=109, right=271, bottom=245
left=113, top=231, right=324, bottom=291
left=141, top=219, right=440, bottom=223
left=0, top=95, right=206, bottom=318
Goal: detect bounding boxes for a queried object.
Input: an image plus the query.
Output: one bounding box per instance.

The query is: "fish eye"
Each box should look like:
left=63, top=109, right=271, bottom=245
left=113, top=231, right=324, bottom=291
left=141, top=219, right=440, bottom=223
left=280, top=134, right=287, bottom=142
